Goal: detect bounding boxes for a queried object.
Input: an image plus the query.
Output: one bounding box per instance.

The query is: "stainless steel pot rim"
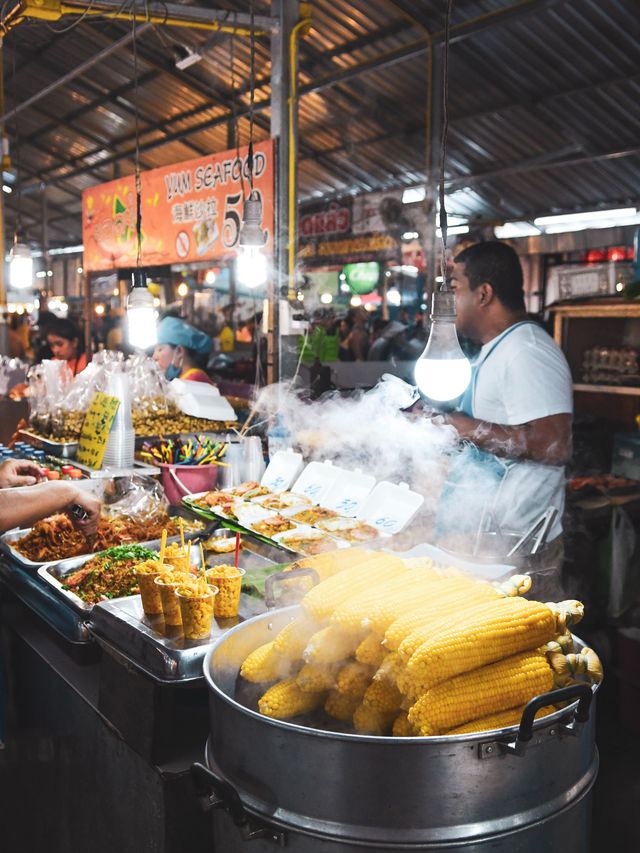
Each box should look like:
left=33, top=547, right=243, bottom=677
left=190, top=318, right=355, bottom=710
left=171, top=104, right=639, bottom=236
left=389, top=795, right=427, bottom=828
left=203, top=606, right=599, bottom=743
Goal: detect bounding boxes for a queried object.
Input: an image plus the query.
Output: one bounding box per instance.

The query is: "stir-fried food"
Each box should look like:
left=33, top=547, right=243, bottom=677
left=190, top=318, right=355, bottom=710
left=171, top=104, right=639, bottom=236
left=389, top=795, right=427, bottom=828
left=280, top=532, right=338, bottom=555
left=61, top=545, right=158, bottom=605
left=252, top=514, right=296, bottom=537
left=230, top=481, right=271, bottom=498
left=290, top=507, right=338, bottom=525
left=11, top=512, right=190, bottom=563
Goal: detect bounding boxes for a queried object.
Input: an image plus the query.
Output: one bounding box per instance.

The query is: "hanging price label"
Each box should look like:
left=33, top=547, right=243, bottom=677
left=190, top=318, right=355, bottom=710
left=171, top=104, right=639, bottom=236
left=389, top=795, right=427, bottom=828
left=76, top=392, right=121, bottom=469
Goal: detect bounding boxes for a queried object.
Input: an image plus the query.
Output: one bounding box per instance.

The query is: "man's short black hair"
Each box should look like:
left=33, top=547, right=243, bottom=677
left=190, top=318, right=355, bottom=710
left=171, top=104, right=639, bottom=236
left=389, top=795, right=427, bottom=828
left=454, top=241, right=525, bottom=312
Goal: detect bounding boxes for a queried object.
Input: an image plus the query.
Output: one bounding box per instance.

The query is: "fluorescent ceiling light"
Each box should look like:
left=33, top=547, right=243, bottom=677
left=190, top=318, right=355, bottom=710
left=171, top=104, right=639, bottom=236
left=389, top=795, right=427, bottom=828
left=534, top=207, right=636, bottom=226
left=47, top=244, right=84, bottom=256
left=403, top=187, right=426, bottom=204
left=494, top=222, right=541, bottom=239
left=402, top=231, right=419, bottom=240
left=2, top=185, right=12, bottom=194
left=436, top=224, right=469, bottom=237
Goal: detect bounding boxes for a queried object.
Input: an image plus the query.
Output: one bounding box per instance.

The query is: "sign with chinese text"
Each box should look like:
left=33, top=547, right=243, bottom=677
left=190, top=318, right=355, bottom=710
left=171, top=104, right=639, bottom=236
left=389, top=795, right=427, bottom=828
left=82, top=140, right=275, bottom=272
left=76, top=393, right=121, bottom=469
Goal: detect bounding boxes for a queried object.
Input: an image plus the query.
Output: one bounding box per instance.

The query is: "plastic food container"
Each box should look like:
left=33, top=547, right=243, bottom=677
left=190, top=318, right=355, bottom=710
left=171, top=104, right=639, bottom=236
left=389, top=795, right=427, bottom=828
left=134, top=559, right=174, bottom=617
left=205, top=565, right=245, bottom=618
left=176, top=583, right=217, bottom=639
left=154, top=571, right=192, bottom=626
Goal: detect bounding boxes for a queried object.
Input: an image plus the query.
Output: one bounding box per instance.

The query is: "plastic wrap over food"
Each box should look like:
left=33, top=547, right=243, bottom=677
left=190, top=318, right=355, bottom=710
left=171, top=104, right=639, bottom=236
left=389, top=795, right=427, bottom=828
left=102, top=474, right=170, bottom=521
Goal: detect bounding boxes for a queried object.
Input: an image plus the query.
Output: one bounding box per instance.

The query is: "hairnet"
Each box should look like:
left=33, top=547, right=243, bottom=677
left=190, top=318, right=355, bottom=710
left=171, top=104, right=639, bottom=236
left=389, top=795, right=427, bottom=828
left=157, top=316, right=213, bottom=355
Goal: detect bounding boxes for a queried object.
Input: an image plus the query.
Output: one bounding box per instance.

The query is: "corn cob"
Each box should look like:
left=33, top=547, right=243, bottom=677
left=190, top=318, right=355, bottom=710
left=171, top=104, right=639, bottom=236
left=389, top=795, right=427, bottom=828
left=240, top=641, right=288, bottom=683
left=281, top=547, right=372, bottom=593
left=300, top=554, right=406, bottom=622
left=547, top=648, right=603, bottom=687
left=324, top=690, right=361, bottom=721
left=392, top=711, right=419, bottom=737
left=545, top=600, right=584, bottom=633
left=540, top=630, right=574, bottom=656
left=258, top=678, right=326, bottom=719
left=353, top=701, right=396, bottom=734
left=493, top=574, right=532, bottom=597
left=355, top=632, right=386, bottom=667
left=403, top=596, right=557, bottom=694
left=363, top=679, right=404, bottom=714
left=384, top=583, right=504, bottom=652
left=445, top=704, right=556, bottom=735
left=396, top=598, right=501, bottom=663
left=373, top=651, right=404, bottom=686
left=303, top=624, right=362, bottom=664
left=272, top=616, right=320, bottom=662
left=335, top=660, right=375, bottom=698
left=407, top=650, right=555, bottom=736
left=296, top=661, right=342, bottom=692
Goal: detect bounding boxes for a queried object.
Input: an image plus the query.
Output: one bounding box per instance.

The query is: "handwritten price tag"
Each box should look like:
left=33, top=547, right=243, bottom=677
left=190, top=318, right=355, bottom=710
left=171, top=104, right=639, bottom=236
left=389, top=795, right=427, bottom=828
left=76, top=392, right=121, bottom=469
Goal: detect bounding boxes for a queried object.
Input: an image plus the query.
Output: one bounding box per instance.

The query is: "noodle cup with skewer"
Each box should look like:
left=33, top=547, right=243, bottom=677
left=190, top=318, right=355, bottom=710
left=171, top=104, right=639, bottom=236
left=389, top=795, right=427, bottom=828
left=175, top=581, right=217, bottom=640
left=163, top=542, right=191, bottom=574
left=134, top=559, right=175, bottom=617
left=154, top=571, right=192, bottom=626
left=205, top=565, right=245, bottom=618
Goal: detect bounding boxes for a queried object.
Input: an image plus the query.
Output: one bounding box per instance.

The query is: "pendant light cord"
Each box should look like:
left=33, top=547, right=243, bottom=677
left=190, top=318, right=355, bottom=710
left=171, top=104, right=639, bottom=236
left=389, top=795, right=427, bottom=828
left=438, top=0, right=454, bottom=284
left=247, top=1, right=255, bottom=193
left=132, top=6, right=142, bottom=268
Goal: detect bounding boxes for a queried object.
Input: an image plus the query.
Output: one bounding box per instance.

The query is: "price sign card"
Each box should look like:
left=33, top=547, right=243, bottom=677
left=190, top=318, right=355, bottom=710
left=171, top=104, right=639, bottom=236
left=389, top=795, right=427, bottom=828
left=76, top=392, right=121, bottom=469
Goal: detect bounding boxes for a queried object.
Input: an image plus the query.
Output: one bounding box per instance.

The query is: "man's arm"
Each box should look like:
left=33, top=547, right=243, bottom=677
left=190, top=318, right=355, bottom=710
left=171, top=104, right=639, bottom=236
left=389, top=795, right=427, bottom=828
left=0, top=481, right=102, bottom=535
left=440, top=411, right=572, bottom=465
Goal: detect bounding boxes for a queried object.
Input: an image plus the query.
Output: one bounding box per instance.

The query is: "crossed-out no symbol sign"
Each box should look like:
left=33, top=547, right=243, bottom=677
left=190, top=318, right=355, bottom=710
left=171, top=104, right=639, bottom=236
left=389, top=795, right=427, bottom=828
left=176, top=231, right=190, bottom=258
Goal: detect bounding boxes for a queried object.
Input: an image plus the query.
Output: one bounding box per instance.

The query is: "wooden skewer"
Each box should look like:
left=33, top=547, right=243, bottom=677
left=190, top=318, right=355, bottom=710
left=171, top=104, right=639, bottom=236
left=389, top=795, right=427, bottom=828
left=187, top=539, right=192, bottom=572
left=199, top=542, right=206, bottom=576
left=159, top=528, right=167, bottom=563
left=179, top=517, right=185, bottom=549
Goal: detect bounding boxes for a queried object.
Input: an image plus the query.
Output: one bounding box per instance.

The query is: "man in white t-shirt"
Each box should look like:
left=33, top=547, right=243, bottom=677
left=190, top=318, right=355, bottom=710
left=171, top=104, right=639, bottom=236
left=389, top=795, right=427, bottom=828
left=433, top=241, right=573, bottom=598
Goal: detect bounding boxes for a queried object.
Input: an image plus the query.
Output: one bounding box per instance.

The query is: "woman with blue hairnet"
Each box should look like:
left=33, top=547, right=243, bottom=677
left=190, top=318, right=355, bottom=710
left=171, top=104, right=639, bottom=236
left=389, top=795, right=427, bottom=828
left=153, top=316, right=214, bottom=384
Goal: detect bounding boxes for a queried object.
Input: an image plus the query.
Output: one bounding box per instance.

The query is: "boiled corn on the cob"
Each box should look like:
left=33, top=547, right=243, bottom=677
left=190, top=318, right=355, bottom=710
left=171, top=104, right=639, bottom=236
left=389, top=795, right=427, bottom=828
left=392, top=711, right=418, bottom=737
left=355, top=632, right=386, bottom=667
left=303, top=624, right=362, bottom=664
left=296, top=661, right=341, bottom=693
left=407, top=650, right=555, bottom=736
left=324, top=690, right=361, bottom=721
left=353, top=701, right=396, bottom=735
left=240, top=641, right=286, bottom=683
left=545, top=600, right=584, bottom=633
left=362, top=679, right=404, bottom=714
left=403, top=597, right=557, bottom=695
left=445, top=704, right=556, bottom=735
left=258, top=678, right=326, bottom=719
left=335, top=660, right=375, bottom=698
left=272, top=616, right=320, bottom=662
left=547, top=648, right=603, bottom=687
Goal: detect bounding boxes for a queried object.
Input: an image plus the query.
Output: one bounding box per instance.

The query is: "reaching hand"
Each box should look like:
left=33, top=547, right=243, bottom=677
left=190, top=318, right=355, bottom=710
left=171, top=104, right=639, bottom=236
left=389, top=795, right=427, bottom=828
left=0, top=458, right=45, bottom=488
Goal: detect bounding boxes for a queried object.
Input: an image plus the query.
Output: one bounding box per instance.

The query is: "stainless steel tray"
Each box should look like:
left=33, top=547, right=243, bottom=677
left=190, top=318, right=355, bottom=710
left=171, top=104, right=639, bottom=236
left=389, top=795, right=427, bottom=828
left=88, top=592, right=266, bottom=681
left=18, top=429, right=78, bottom=457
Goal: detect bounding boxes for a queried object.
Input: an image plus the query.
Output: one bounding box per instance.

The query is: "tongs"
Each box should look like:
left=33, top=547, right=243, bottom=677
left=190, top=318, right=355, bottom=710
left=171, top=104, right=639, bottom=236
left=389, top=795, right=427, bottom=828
left=506, top=506, right=558, bottom=558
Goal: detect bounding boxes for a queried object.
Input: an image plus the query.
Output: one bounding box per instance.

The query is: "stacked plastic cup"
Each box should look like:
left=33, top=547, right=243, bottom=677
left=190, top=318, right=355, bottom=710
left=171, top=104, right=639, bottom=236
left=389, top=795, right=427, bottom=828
left=102, top=371, right=135, bottom=468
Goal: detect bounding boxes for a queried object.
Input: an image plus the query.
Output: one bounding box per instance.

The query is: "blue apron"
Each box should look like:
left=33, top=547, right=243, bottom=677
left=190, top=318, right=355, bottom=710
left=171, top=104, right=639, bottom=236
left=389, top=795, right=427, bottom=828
left=433, top=321, right=536, bottom=541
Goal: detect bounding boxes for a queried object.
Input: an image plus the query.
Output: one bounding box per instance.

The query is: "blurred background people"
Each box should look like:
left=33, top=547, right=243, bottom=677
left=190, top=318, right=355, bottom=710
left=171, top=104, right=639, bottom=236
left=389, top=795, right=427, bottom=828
left=46, top=317, right=87, bottom=376
left=153, top=316, right=214, bottom=384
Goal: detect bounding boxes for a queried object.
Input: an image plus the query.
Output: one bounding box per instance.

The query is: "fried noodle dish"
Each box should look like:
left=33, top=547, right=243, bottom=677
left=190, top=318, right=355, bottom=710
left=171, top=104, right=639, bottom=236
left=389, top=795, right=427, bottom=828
left=61, top=545, right=158, bottom=605
left=11, top=512, right=187, bottom=563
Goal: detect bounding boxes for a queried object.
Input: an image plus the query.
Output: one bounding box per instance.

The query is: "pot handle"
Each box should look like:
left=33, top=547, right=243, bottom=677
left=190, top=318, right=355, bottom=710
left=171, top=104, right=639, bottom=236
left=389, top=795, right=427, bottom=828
left=264, top=567, right=319, bottom=609
left=191, top=762, right=286, bottom=846
left=493, top=683, right=594, bottom=758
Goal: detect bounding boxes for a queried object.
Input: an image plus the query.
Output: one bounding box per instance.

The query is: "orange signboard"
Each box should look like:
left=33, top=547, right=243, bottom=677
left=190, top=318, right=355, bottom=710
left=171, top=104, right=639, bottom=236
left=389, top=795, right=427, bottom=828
left=82, top=139, right=274, bottom=272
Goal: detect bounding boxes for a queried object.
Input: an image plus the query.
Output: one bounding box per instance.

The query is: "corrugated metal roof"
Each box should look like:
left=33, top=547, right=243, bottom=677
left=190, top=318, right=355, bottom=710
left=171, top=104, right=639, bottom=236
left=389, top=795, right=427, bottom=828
left=1, top=0, right=639, bottom=250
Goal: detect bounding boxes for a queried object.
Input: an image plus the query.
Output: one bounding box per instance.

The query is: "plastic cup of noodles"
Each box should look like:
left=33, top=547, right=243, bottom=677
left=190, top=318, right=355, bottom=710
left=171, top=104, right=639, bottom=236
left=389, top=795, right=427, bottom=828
left=205, top=565, right=245, bottom=618
left=154, top=571, right=192, bottom=626
left=175, top=583, right=217, bottom=640
left=134, top=560, right=174, bottom=617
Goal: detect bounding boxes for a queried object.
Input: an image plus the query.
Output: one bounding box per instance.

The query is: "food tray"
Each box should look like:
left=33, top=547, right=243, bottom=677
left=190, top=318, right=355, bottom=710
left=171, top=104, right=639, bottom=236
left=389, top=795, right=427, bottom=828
left=273, top=524, right=351, bottom=555
left=18, top=429, right=78, bottom=458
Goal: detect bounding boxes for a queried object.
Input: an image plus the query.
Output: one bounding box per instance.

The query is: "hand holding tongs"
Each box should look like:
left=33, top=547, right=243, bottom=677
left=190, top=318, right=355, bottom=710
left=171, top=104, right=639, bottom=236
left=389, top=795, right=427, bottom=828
left=506, top=506, right=558, bottom=558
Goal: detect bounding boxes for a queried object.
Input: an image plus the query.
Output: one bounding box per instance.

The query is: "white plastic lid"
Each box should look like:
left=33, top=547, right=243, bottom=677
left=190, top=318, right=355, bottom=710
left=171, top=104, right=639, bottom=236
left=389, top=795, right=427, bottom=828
left=290, top=460, right=342, bottom=504
left=321, top=469, right=376, bottom=517
left=357, top=480, right=424, bottom=536
left=261, top=450, right=304, bottom=492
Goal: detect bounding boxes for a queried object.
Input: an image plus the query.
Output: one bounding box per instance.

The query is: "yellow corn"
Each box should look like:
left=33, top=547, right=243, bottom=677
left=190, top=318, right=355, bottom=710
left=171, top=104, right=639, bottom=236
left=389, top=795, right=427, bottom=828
left=355, top=632, right=386, bottom=667
left=540, top=630, right=574, bottom=656
left=404, top=597, right=557, bottom=694
left=363, top=679, right=403, bottom=714
left=353, top=701, right=396, bottom=735
left=373, top=651, right=404, bottom=686
left=258, top=678, right=326, bottom=719
left=445, top=704, right=556, bottom=734
left=303, top=624, right=361, bottom=664
left=281, top=547, right=372, bottom=593
left=547, top=648, right=603, bottom=687
left=300, top=554, right=405, bottom=622
left=296, top=661, right=341, bottom=692
left=392, top=711, right=419, bottom=737
left=335, top=660, right=375, bottom=698
left=324, top=690, right=360, bottom=721
left=545, top=600, right=584, bottom=633
left=240, top=641, right=287, bottom=683
left=384, top=582, right=504, bottom=652
left=272, top=616, right=320, bottom=662
left=407, top=650, right=555, bottom=736
left=493, top=574, right=532, bottom=597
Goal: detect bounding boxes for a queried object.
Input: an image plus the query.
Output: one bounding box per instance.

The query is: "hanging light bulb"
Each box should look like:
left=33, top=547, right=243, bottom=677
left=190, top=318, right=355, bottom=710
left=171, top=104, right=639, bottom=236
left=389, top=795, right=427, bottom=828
left=9, top=241, right=33, bottom=289
left=414, top=288, right=471, bottom=402
left=236, top=189, right=267, bottom=289
left=126, top=268, right=157, bottom=349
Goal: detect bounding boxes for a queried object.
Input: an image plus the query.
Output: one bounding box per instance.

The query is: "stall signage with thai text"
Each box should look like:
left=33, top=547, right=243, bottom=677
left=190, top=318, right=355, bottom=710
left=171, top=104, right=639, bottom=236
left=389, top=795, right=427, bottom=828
left=82, top=140, right=274, bottom=272
left=76, top=393, right=121, bottom=469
